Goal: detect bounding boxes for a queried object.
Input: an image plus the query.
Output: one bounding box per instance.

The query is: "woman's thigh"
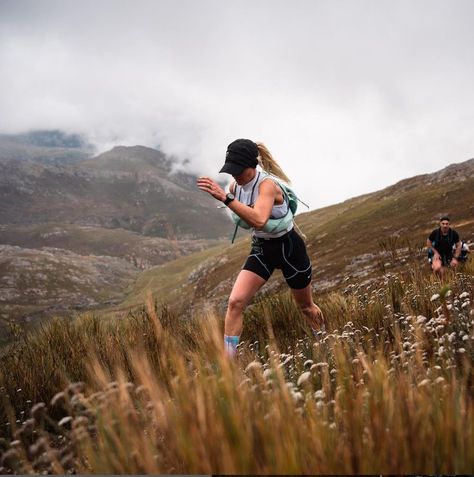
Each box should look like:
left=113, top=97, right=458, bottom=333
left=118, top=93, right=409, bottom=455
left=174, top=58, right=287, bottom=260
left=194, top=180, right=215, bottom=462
left=280, top=231, right=312, bottom=289
left=228, top=269, right=267, bottom=309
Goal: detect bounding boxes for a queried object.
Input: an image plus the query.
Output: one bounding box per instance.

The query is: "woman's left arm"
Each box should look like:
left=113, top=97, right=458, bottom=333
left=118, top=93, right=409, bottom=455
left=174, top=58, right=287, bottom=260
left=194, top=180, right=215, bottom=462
left=197, top=176, right=276, bottom=229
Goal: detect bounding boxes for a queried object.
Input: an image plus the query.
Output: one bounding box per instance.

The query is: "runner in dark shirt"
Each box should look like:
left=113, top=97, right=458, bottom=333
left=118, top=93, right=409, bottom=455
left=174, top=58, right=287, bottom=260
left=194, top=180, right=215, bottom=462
left=427, top=216, right=462, bottom=277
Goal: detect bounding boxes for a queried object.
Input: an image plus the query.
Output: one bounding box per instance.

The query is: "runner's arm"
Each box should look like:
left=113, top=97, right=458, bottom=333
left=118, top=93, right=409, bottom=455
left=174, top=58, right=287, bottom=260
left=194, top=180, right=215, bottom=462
left=453, top=240, right=462, bottom=259
left=196, top=176, right=276, bottom=229
left=427, top=239, right=441, bottom=260
left=227, top=180, right=276, bottom=229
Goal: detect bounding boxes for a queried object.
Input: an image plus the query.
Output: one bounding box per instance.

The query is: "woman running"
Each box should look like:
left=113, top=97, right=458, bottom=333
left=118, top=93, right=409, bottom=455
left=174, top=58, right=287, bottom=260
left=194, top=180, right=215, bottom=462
left=197, top=139, right=324, bottom=357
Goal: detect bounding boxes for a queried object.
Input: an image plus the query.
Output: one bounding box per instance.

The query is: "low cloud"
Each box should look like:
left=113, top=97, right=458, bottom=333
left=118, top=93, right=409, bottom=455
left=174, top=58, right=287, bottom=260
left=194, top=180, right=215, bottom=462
left=1, top=0, right=473, bottom=207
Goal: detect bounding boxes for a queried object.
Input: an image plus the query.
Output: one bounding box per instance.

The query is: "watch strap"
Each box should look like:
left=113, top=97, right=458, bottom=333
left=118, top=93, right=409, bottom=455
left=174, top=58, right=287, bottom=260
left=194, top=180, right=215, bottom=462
left=224, top=194, right=235, bottom=206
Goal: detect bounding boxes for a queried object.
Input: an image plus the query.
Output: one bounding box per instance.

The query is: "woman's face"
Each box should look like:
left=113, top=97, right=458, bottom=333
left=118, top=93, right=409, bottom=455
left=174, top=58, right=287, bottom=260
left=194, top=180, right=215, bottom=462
left=233, top=167, right=257, bottom=186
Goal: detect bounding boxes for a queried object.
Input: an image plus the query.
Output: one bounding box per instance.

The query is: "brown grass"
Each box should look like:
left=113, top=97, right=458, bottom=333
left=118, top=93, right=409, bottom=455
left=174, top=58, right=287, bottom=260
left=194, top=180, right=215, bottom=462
left=0, top=263, right=473, bottom=474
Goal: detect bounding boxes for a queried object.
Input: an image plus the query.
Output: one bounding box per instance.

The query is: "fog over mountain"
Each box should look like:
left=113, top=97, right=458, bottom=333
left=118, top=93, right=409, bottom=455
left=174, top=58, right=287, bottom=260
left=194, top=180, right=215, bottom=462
left=0, top=136, right=230, bottom=341
left=1, top=0, right=474, bottom=207
left=0, top=137, right=230, bottom=240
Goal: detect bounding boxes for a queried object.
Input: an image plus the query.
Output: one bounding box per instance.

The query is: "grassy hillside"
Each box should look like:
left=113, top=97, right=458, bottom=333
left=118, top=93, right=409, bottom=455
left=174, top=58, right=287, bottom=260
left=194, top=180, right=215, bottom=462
left=116, top=159, right=474, bottom=315
left=0, top=260, right=472, bottom=473
left=0, top=225, right=224, bottom=344
left=0, top=159, right=472, bottom=474
left=0, top=245, right=139, bottom=345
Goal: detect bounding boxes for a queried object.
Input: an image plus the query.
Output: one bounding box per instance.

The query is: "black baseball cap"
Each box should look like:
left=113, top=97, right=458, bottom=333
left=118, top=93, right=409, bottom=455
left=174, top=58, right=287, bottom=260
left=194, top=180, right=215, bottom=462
left=219, top=138, right=259, bottom=176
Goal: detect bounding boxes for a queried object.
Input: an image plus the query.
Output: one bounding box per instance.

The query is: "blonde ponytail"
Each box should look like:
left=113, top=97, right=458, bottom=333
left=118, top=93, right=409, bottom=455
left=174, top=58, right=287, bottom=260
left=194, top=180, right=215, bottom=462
left=256, top=142, right=291, bottom=184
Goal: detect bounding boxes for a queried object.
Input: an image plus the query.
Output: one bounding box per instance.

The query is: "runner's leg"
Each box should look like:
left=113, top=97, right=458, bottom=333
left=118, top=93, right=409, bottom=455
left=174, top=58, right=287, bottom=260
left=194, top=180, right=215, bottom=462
left=225, top=270, right=267, bottom=336
left=290, top=283, right=325, bottom=332
left=431, top=256, right=443, bottom=274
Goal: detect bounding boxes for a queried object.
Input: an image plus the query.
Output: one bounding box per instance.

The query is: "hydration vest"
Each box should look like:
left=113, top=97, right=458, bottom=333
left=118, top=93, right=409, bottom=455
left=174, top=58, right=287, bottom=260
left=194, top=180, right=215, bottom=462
left=230, top=172, right=304, bottom=243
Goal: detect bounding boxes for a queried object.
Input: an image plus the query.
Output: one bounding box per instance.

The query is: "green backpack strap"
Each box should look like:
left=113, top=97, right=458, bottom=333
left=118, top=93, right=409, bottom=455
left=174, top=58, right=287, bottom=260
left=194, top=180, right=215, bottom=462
left=229, top=175, right=309, bottom=243
left=275, top=180, right=309, bottom=214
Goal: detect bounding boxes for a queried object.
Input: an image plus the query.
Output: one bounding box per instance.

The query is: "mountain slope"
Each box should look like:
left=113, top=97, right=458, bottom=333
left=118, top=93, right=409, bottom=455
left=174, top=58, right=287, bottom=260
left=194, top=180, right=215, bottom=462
left=115, top=157, right=474, bottom=315
left=0, top=223, right=222, bottom=269
left=0, top=135, right=231, bottom=341
left=0, top=244, right=138, bottom=345
left=0, top=144, right=230, bottom=240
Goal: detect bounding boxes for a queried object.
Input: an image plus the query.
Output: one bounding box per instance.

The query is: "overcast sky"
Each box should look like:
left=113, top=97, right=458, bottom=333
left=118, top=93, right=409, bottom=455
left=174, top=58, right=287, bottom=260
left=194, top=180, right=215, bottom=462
left=1, top=0, right=473, bottom=208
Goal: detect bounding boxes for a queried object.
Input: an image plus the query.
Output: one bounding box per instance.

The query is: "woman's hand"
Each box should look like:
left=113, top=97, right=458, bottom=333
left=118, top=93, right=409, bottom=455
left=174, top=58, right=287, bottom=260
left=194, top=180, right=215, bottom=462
left=197, top=176, right=226, bottom=202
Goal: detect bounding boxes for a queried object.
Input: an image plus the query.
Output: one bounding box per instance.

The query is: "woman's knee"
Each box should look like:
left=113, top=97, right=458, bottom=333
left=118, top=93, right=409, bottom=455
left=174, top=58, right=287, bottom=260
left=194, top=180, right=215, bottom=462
left=227, top=294, right=247, bottom=313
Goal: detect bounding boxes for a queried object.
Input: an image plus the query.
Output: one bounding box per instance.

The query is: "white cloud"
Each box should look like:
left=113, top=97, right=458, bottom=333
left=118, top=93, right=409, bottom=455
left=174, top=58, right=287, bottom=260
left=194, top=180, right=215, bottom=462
left=1, top=0, right=473, bottom=207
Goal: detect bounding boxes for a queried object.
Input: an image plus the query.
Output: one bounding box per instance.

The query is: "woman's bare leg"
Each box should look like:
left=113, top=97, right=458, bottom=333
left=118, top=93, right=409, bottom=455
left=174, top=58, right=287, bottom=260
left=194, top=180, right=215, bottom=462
left=290, top=284, right=325, bottom=331
left=225, top=270, right=267, bottom=336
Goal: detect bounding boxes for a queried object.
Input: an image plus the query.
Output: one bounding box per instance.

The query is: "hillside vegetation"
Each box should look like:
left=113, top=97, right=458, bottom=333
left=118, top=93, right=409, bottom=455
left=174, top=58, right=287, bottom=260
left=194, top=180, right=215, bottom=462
left=0, top=259, right=472, bottom=473
left=113, top=158, right=474, bottom=317
left=0, top=157, right=472, bottom=474
left=0, top=133, right=230, bottom=333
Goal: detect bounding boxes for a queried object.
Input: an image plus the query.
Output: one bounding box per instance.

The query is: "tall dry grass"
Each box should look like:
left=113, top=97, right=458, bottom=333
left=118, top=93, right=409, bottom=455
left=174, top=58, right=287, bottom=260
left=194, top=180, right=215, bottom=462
left=0, top=265, right=473, bottom=474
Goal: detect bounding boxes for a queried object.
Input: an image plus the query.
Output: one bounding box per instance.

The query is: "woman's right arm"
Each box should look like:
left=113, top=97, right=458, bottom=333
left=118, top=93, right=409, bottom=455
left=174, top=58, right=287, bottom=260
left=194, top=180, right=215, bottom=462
left=197, top=177, right=275, bottom=229
left=226, top=180, right=276, bottom=229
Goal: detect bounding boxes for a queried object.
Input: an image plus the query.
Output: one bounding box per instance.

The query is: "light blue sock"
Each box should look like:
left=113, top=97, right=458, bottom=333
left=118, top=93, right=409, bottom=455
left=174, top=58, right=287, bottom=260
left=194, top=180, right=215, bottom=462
left=224, top=335, right=240, bottom=358
left=311, top=324, right=326, bottom=338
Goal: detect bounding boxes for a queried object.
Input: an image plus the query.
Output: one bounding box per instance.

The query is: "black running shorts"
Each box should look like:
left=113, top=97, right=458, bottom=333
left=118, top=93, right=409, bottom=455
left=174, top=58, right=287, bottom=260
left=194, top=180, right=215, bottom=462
left=242, top=228, right=312, bottom=289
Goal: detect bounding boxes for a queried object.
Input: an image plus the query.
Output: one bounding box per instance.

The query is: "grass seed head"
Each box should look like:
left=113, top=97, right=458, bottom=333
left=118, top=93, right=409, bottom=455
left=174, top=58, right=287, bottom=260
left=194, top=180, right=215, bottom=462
left=297, top=371, right=312, bottom=387
left=314, top=389, right=326, bottom=400
left=30, top=402, right=46, bottom=420
left=67, top=382, right=85, bottom=395
left=58, top=416, right=73, bottom=428
left=50, top=392, right=67, bottom=408
left=245, top=361, right=263, bottom=373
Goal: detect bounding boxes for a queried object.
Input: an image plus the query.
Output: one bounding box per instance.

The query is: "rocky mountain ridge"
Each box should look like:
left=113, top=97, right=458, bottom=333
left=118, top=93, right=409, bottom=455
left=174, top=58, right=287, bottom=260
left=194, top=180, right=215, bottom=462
left=0, top=131, right=230, bottom=342
left=0, top=142, right=230, bottom=239
left=375, top=158, right=474, bottom=199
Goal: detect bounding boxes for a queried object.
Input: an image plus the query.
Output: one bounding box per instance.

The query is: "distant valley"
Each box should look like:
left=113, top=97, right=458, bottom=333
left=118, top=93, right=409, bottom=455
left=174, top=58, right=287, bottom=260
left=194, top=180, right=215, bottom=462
left=0, top=131, right=230, bottom=343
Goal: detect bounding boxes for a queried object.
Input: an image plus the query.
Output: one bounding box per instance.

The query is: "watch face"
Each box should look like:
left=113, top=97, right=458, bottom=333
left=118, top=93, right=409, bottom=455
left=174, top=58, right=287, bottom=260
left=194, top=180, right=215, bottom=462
left=224, top=193, right=235, bottom=205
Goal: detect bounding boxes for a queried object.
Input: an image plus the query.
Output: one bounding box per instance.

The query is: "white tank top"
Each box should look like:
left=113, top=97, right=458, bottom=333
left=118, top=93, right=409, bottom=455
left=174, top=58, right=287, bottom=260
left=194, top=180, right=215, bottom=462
left=234, top=170, right=293, bottom=238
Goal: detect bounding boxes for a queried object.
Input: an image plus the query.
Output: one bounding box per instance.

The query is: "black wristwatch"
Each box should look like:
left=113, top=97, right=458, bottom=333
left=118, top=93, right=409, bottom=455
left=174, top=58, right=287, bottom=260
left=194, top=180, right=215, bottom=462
left=224, top=193, right=235, bottom=206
